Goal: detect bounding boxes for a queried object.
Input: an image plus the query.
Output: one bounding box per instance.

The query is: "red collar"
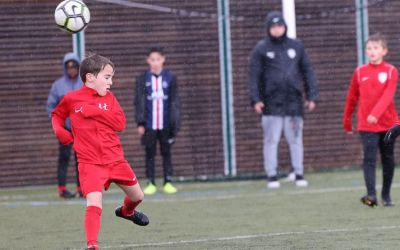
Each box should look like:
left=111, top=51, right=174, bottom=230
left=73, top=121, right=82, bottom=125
left=82, top=85, right=98, bottom=96
left=369, top=61, right=385, bottom=68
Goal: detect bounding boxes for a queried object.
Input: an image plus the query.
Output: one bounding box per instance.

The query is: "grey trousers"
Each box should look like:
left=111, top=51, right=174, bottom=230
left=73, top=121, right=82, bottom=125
left=261, top=115, right=304, bottom=177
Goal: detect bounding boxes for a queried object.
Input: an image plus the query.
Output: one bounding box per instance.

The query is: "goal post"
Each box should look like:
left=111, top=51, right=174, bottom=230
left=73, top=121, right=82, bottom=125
left=72, top=31, right=85, bottom=61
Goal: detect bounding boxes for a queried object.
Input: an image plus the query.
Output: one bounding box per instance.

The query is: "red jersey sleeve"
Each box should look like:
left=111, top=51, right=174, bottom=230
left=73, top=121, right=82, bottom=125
left=51, top=96, right=73, bottom=145
left=83, top=93, right=126, bottom=132
left=343, top=69, right=360, bottom=132
left=370, top=67, right=398, bottom=119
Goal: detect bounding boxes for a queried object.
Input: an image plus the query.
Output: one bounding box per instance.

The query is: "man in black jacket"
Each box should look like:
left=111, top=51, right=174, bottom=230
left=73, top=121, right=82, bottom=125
left=248, top=11, right=318, bottom=188
left=135, top=47, right=181, bottom=195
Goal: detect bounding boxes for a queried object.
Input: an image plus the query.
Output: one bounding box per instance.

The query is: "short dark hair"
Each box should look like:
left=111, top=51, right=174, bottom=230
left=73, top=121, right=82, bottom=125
left=366, top=33, right=388, bottom=49
left=147, top=46, right=165, bottom=56
left=79, top=54, right=114, bottom=82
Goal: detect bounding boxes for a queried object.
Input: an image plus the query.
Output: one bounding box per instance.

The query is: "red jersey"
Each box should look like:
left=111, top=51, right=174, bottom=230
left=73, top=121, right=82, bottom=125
left=343, top=61, right=398, bottom=132
left=52, top=86, right=126, bottom=164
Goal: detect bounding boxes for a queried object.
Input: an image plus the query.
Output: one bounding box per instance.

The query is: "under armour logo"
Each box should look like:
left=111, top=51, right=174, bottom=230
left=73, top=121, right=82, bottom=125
left=98, top=103, right=108, bottom=110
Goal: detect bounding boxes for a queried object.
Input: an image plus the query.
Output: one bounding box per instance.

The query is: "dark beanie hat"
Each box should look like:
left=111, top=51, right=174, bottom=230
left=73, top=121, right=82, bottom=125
left=265, top=11, right=286, bottom=29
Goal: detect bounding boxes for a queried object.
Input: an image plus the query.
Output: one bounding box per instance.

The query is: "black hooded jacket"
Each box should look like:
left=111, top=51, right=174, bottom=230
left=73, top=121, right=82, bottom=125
left=248, top=11, right=318, bottom=116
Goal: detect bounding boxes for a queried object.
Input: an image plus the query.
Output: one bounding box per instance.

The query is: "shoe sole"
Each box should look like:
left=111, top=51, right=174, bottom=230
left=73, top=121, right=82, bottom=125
left=362, top=202, right=377, bottom=207
left=115, top=207, right=149, bottom=226
left=361, top=198, right=378, bottom=207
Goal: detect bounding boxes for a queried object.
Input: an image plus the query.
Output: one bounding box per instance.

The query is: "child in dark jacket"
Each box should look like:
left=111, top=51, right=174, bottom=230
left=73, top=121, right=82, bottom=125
left=135, top=47, right=181, bottom=195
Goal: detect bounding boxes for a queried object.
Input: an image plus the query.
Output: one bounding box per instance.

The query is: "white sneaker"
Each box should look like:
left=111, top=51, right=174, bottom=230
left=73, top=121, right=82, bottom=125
left=295, top=179, right=308, bottom=187
left=282, top=172, right=296, bottom=182
left=267, top=181, right=281, bottom=189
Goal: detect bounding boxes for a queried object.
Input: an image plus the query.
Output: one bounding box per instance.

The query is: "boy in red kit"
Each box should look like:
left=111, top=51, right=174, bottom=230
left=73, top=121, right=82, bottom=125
left=51, top=54, right=149, bottom=250
left=343, top=33, right=398, bottom=207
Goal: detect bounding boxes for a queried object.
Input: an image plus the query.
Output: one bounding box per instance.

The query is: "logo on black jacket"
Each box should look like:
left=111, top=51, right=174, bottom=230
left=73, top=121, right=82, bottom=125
left=287, top=48, right=296, bottom=59
left=266, top=51, right=275, bottom=59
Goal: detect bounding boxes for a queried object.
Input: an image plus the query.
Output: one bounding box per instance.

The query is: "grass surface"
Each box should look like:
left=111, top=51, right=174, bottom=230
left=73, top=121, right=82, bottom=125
left=1, top=169, right=400, bottom=249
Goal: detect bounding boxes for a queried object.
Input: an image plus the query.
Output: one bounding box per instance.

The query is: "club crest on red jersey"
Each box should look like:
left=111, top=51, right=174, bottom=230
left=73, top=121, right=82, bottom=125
left=378, top=72, right=388, bottom=84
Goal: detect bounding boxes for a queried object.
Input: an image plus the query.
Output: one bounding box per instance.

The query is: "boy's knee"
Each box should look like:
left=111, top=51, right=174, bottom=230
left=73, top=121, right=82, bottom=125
left=86, top=192, right=103, bottom=208
left=136, top=190, right=144, bottom=201
left=127, top=189, right=144, bottom=202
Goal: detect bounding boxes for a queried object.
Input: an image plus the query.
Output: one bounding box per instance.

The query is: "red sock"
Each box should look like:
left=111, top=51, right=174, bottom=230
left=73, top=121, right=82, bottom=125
left=121, top=196, right=142, bottom=216
left=58, top=186, right=66, bottom=194
left=85, top=206, right=102, bottom=248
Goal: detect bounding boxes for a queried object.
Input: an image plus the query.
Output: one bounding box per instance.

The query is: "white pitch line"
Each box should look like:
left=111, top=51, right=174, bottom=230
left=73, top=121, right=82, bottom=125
left=71, top=225, right=400, bottom=249
left=0, top=193, right=268, bottom=207
left=1, top=183, right=399, bottom=207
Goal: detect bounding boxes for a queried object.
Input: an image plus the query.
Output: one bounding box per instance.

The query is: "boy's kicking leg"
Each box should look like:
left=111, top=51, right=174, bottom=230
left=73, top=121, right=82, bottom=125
left=115, top=183, right=149, bottom=226
left=85, top=192, right=103, bottom=250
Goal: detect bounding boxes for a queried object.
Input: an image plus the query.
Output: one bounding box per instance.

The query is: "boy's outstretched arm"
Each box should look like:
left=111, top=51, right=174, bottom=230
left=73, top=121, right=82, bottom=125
left=83, top=94, right=126, bottom=132
left=51, top=97, right=73, bottom=145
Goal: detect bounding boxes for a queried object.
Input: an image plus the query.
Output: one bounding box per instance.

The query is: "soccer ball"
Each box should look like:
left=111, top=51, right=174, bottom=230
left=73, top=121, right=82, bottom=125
left=54, top=0, right=90, bottom=33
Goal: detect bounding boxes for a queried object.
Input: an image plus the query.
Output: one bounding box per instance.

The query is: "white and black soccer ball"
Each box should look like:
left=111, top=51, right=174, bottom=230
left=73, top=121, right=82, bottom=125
left=54, top=0, right=90, bottom=33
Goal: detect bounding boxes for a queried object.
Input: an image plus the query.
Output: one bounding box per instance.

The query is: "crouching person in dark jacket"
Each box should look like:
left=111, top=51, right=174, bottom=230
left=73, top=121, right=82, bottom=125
left=135, top=47, right=181, bottom=195
left=248, top=11, right=319, bottom=189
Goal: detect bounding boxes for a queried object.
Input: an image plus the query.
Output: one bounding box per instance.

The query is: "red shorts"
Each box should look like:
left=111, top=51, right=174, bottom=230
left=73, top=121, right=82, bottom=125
left=78, top=160, right=137, bottom=197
